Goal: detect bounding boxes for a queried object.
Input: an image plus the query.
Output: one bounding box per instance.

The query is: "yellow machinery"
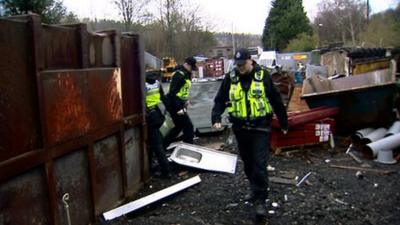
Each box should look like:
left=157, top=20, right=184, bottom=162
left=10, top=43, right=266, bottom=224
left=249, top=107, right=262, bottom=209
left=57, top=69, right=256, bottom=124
left=161, top=57, right=177, bottom=82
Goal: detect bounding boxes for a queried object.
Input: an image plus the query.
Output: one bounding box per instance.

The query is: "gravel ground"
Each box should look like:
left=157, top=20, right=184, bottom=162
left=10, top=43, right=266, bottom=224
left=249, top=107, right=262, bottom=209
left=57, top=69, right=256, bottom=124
left=99, top=134, right=400, bottom=225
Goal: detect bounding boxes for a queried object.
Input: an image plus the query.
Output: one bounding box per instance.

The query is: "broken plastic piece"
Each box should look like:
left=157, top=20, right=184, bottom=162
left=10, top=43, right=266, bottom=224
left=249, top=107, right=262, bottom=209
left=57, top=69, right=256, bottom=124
left=102, top=175, right=201, bottom=221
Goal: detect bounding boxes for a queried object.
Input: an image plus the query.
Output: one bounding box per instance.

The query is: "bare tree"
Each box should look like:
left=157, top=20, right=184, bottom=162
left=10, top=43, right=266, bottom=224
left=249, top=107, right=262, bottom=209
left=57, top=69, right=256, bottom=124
left=359, top=4, right=400, bottom=47
left=158, top=0, right=181, bottom=55
left=109, top=0, right=231, bottom=60
left=113, top=0, right=152, bottom=31
left=154, top=0, right=216, bottom=61
left=315, top=0, right=367, bottom=46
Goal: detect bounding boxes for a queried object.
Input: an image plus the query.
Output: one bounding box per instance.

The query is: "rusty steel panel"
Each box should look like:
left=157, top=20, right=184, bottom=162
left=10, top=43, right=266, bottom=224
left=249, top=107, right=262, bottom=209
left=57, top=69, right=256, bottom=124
left=87, top=69, right=123, bottom=127
left=120, top=34, right=144, bottom=117
left=40, top=69, right=122, bottom=146
left=89, top=33, right=116, bottom=67
left=0, top=167, right=50, bottom=224
left=40, top=71, right=91, bottom=146
left=93, top=135, right=123, bottom=214
left=42, top=25, right=81, bottom=70
left=54, top=149, right=93, bottom=225
left=0, top=19, right=42, bottom=162
left=124, top=127, right=143, bottom=194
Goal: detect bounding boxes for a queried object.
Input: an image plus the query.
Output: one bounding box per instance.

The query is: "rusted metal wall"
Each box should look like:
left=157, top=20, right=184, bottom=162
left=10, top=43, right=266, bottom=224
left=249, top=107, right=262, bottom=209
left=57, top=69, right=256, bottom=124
left=0, top=15, right=147, bottom=224
left=119, top=32, right=149, bottom=195
left=40, top=69, right=122, bottom=146
left=42, top=25, right=81, bottom=69
left=0, top=19, right=42, bottom=162
left=0, top=167, right=50, bottom=224
left=93, top=135, right=123, bottom=214
left=124, top=128, right=144, bottom=196
left=54, top=149, right=92, bottom=224
left=120, top=33, right=144, bottom=117
left=89, top=31, right=117, bottom=68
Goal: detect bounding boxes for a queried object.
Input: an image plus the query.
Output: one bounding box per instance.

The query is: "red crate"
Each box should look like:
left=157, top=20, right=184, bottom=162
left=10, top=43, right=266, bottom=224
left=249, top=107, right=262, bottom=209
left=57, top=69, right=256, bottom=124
left=271, top=118, right=335, bottom=152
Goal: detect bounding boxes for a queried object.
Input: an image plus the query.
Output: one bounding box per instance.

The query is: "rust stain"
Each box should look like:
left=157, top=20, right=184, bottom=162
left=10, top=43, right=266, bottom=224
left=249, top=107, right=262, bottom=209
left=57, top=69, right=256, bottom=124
left=46, top=72, right=91, bottom=145
left=87, top=69, right=122, bottom=127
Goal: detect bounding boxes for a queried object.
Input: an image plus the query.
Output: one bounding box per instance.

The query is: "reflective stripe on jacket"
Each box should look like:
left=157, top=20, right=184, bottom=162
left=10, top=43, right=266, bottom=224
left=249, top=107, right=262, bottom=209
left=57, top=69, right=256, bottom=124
left=174, top=70, right=191, bottom=101
left=146, top=80, right=161, bottom=108
left=228, top=70, right=272, bottom=119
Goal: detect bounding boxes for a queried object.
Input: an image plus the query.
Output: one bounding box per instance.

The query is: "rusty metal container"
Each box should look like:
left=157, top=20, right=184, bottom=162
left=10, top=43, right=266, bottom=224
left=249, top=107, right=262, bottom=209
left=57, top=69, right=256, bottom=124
left=0, top=15, right=147, bottom=224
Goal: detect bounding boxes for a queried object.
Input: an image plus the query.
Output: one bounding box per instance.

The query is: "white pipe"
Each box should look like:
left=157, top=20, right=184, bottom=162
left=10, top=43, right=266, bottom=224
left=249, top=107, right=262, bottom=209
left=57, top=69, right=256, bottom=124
left=362, top=128, right=387, bottom=143
left=386, top=121, right=400, bottom=137
left=365, top=133, right=400, bottom=157
left=352, top=127, right=374, bottom=142
left=355, top=127, right=374, bottom=138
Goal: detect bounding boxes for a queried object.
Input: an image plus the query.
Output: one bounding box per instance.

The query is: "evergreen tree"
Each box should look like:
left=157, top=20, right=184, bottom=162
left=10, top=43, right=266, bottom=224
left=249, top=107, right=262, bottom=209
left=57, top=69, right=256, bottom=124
left=0, top=0, right=67, bottom=24
left=262, top=0, right=312, bottom=51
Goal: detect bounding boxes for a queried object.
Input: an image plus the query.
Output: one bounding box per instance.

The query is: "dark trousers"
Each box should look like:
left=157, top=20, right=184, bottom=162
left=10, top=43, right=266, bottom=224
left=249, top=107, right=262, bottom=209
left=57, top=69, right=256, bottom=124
left=148, top=125, right=170, bottom=176
left=233, top=128, right=270, bottom=201
left=163, top=112, right=194, bottom=148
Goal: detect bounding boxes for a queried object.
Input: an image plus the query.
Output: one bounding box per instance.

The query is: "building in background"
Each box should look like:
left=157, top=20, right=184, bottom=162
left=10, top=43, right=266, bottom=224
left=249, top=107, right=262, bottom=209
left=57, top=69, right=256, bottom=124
left=207, top=46, right=233, bottom=58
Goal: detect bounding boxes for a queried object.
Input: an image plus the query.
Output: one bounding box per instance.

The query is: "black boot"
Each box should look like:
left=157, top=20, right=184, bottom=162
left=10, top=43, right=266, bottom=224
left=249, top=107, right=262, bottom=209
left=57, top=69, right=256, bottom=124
left=254, top=199, right=267, bottom=216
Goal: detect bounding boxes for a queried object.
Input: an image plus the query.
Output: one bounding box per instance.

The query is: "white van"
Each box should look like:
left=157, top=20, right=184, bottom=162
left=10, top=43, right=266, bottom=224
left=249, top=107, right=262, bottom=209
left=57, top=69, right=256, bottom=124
left=257, top=51, right=277, bottom=69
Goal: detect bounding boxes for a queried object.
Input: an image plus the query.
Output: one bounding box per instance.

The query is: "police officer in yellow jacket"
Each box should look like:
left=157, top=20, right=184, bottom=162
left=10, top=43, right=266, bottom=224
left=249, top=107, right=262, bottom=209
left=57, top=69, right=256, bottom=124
left=212, top=49, right=288, bottom=216
left=145, top=71, right=171, bottom=178
left=164, top=57, right=197, bottom=148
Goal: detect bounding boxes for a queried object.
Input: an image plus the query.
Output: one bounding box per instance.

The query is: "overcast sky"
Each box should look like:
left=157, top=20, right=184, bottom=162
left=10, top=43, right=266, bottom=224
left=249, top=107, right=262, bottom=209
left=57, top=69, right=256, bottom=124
left=63, top=0, right=399, bottom=34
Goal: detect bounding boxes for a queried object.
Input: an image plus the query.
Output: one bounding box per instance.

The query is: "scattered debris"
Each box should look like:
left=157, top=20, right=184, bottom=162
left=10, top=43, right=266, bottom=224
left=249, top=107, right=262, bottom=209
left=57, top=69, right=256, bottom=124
left=102, top=176, right=202, bottom=221
left=278, top=170, right=297, bottom=179
left=296, top=172, right=312, bottom=187
left=178, top=171, right=189, bottom=177
left=271, top=202, right=279, bottom=208
left=334, top=198, right=348, bottom=205
left=226, top=203, right=239, bottom=209
left=330, top=165, right=396, bottom=175
left=267, top=165, right=276, bottom=171
left=106, top=134, right=400, bottom=224
left=269, top=176, right=297, bottom=185
left=355, top=171, right=379, bottom=188
left=305, top=180, right=313, bottom=186
left=346, top=144, right=363, bottom=163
